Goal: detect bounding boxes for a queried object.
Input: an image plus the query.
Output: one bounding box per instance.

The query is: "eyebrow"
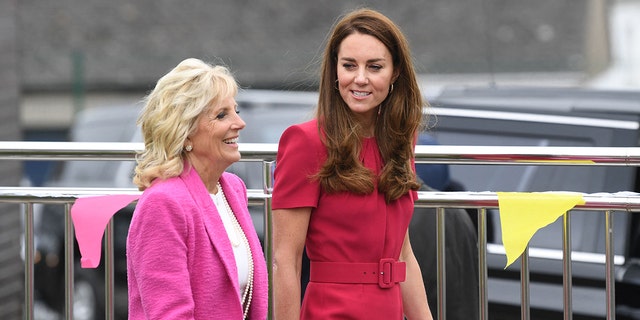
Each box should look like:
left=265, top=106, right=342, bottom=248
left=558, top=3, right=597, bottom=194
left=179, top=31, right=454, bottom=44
left=209, top=103, right=238, bottom=114
left=339, top=57, right=386, bottom=64
left=219, top=102, right=238, bottom=109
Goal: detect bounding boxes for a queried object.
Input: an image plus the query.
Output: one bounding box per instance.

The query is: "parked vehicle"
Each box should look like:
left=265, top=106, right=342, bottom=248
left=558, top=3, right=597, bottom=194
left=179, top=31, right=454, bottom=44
left=427, top=86, right=640, bottom=319
left=32, top=105, right=142, bottom=320
left=31, top=87, right=640, bottom=319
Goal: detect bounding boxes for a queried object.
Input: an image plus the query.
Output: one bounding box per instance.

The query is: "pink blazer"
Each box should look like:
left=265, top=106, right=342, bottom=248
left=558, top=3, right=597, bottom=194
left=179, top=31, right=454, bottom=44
left=127, top=166, right=268, bottom=319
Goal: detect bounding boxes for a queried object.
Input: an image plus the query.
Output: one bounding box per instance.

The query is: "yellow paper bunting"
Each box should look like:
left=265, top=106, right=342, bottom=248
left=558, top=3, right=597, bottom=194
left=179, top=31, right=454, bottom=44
left=497, top=192, right=585, bottom=268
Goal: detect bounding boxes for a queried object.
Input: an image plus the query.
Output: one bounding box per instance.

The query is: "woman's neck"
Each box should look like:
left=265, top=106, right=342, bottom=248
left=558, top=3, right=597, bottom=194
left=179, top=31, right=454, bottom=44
left=187, top=156, right=222, bottom=193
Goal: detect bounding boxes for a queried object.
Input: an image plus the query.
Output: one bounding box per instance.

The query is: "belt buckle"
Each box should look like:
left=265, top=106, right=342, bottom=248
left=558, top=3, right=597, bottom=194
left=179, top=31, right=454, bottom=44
left=378, top=258, right=395, bottom=289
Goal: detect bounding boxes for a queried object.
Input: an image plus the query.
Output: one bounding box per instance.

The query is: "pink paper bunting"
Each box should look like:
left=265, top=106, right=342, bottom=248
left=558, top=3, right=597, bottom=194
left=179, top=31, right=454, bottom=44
left=71, top=194, right=140, bottom=268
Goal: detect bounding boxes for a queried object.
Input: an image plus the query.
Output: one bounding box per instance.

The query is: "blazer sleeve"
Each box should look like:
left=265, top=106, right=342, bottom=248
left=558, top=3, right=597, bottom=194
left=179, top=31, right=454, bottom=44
left=127, top=189, right=196, bottom=319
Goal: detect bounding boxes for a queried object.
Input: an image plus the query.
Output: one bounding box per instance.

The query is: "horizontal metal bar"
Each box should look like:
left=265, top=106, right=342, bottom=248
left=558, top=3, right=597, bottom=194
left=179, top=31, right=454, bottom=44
left=414, top=145, right=640, bottom=166
left=0, top=141, right=280, bottom=161
left=413, top=191, right=640, bottom=212
left=0, top=141, right=143, bottom=160
left=2, top=142, right=640, bottom=166
left=0, top=187, right=141, bottom=203
left=3, top=187, right=639, bottom=212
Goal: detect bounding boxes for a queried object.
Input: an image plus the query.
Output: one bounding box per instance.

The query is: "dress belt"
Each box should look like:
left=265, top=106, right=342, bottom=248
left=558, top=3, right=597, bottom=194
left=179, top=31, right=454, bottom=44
left=309, top=258, right=406, bottom=289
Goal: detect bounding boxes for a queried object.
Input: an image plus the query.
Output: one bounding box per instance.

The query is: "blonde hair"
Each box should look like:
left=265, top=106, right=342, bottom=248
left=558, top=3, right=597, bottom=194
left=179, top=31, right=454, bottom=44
left=133, top=58, right=238, bottom=190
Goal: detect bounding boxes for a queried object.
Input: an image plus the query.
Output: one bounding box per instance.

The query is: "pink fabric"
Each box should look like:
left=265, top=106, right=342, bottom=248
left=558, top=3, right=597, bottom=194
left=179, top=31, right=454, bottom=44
left=126, top=168, right=268, bottom=320
left=71, top=194, right=140, bottom=268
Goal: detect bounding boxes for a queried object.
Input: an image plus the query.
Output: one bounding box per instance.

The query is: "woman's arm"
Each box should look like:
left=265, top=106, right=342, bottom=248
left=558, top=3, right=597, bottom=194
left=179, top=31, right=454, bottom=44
left=400, top=230, right=434, bottom=320
left=128, top=194, right=195, bottom=319
left=273, top=207, right=312, bottom=320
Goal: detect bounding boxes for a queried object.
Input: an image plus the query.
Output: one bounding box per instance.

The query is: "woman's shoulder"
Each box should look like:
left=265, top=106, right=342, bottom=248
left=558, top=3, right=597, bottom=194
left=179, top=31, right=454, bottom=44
left=281, top=119, right=321, bottom=144
left=284, top=119, right=317, bottom=134
left=276, top=119, right=326, bottom=171
left=140, top=176, right=188, bottom=202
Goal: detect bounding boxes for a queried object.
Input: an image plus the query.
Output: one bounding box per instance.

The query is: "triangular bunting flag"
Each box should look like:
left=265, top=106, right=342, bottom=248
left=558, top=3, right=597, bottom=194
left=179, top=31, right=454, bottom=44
left=497, top=192, right=585, bottom=268
left=71, top=194, right=140, bottom=268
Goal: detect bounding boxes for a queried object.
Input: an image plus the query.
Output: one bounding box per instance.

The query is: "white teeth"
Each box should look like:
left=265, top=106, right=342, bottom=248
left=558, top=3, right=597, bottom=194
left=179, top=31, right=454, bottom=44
left=224, top=138, right=238, bottom=144
left=353, top=91, right=370, bottom=97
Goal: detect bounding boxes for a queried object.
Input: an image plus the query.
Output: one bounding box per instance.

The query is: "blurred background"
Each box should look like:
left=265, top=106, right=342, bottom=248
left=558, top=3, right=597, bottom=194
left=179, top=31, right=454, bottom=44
left=1, top=0, right=639, bottom=318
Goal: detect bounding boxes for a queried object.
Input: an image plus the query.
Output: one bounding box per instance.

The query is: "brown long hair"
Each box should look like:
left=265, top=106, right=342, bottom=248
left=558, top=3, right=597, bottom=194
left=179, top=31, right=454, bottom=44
left=314, top=8, right=424, bottom=202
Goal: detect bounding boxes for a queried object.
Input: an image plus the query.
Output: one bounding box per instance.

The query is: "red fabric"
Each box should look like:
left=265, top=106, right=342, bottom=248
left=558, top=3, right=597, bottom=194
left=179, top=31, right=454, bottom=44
left=272, top=119, right=415, bottom=319
left=309, top=260, right=406, bottom=287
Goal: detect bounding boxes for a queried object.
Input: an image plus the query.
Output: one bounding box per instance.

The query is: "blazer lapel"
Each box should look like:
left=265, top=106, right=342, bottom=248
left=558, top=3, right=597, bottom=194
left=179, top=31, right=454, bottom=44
left=180, top=166, right=240, bottom=292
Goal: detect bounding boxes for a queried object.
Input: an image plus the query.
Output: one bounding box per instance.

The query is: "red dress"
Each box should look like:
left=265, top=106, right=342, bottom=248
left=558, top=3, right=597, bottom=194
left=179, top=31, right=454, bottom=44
left=272, top=119, right=416, bottom=319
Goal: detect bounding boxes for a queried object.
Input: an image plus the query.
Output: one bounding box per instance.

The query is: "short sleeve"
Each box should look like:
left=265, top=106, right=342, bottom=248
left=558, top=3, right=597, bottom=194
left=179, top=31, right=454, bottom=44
left=271, top=121, right=324, bottom=210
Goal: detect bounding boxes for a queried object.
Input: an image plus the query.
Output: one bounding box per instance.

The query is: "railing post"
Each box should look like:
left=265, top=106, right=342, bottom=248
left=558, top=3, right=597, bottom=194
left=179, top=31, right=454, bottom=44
left=23, top=203, right=34, bottom=320
left=478, top=208, right=489, bottom=320
left=436, top=207, right=446, bottom=320
left=605, top=210, right=616, bottom=320
left=264, top=160, right=275, bottom=320
left=562, top=211, right=573, bottom=320
left=105, top=218, right=115, bottom=320
left=64, top=203, right=75, bottom=319
left=521, top=247, right=530, bottom=320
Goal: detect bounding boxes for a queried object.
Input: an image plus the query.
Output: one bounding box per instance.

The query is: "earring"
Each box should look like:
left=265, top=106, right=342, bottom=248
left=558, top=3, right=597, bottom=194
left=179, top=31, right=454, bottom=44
left=185, top=145, right=193, bottom=152
left=389, top=83, right=394, bottom=93
left=335, top=79, right=339, bottom=90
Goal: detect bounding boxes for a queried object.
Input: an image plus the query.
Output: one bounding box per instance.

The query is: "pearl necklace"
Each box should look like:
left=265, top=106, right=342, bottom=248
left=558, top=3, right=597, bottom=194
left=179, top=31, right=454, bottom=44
left=217, top=183, right=254, bottom=319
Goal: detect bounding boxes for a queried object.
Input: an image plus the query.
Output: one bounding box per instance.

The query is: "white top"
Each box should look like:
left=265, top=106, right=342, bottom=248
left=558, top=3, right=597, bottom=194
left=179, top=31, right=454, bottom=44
left=211, top=191, right=250, bottom=295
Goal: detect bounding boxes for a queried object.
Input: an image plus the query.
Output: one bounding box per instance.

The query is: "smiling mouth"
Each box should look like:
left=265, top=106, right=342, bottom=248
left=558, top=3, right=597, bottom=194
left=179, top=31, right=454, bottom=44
left=352, top=90, right=371, bottom=97
left=223, top=138, right=238, bottom=144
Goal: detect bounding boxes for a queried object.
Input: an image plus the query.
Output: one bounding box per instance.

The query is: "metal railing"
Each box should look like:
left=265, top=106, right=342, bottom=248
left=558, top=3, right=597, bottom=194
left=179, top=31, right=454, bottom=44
left=2, top=141, right=640, bottom=320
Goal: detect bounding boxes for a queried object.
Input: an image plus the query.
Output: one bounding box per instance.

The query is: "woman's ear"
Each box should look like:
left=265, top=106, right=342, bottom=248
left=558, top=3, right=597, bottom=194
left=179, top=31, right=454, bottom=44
left=392, top=70, right=400, bottom=84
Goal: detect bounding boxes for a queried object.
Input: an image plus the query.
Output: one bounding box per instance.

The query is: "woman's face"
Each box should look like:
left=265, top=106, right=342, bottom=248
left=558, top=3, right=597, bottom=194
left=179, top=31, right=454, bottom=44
left=336, top=32, right=395, bottom=125
left=188, top=96, right=245, bottom=172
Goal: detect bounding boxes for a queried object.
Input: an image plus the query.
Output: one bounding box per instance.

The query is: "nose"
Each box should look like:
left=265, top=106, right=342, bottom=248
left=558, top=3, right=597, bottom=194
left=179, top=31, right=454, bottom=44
left=232, top=113, right=246, bottom=130
left=354, top=68, right=368, bottom=85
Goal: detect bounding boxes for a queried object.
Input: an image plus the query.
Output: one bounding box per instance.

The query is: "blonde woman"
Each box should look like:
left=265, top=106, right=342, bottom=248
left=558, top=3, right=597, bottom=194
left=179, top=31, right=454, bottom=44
left=127, top=58, right=267, bottom=319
